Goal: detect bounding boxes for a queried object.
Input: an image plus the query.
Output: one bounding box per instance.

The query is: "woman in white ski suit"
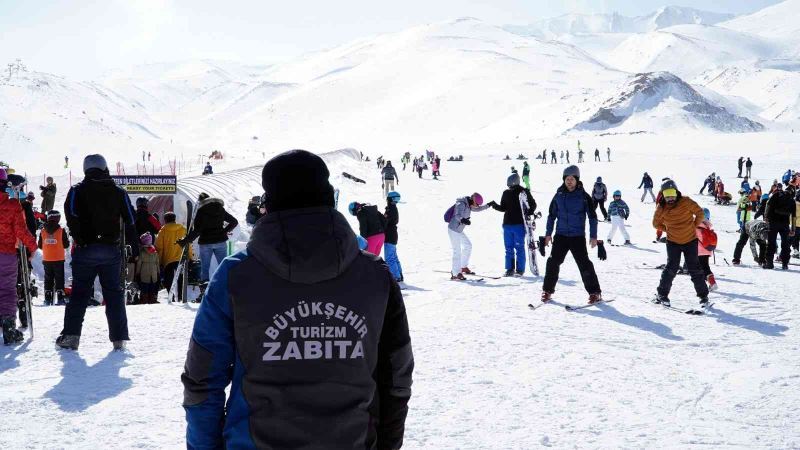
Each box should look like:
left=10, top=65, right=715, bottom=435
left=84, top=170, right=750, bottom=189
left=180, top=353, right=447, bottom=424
left=448, top=193, right=491, bottom=277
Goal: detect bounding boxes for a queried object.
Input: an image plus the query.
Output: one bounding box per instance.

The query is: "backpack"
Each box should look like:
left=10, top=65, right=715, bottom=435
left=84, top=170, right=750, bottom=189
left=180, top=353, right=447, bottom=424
left=699, top=227, right=718, bottom=251
left=444, top=204, right=456, bottom=223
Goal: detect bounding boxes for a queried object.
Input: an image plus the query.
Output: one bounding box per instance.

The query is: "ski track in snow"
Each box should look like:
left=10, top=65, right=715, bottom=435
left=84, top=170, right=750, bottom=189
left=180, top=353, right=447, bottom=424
left=1, top=136, right=799, bottom=449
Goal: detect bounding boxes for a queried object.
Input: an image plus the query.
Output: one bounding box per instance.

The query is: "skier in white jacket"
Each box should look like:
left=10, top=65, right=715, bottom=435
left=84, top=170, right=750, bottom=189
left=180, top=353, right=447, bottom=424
left=447, top=193, right=491, bottom=280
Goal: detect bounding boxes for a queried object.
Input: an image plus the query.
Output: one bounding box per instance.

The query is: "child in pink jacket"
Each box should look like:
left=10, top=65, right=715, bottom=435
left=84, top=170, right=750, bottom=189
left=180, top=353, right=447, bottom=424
left=696, top=208, right=717, bottom=291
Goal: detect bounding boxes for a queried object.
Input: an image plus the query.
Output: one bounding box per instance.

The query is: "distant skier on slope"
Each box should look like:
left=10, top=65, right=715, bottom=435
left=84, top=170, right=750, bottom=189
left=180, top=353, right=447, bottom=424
left=594, top=148, right=600, bottom=162
left=541, top=165, right=603, bottom=304
left=488, top=173, right=536, bottom=277
left=591, top=176, right=609, bottom=221
left=638, top=172, right=655, bottom=202
left=446, top=193, right=491, bottom=280
left=651, top=179, right=710, bottom=309
left=182, top=150, right=413, bottom=450
left=606, top=190, right=630, bottom=245
left=381, top=161, right=399, bottom=196
left=550, top=150, right=557, bottom=164
left=0, top=168, right=37, bottom=345
left=522, top=161, right=531, bottom=190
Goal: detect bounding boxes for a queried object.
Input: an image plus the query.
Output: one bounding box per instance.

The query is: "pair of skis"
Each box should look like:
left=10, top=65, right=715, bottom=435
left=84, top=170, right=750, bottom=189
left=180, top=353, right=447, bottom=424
left=528, top=299, right=615, bottom=311
left=168, top=200, right=195, bottom=304
left=17, top=244, right=34, bottom=339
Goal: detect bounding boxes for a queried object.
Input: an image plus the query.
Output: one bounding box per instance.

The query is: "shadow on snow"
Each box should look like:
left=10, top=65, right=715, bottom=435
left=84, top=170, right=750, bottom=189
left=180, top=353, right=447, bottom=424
left=45, top=350, right=133, bottom=412
left=573, top=303, right=685, bottom=341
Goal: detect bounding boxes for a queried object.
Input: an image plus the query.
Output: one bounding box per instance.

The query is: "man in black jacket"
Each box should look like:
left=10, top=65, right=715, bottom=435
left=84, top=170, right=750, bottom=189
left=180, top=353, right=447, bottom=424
left=764, top=183, right=796, bottom=269
left=179, top=193, right=238, bottom=282
left=134, top=196, right=161, bottom=241
left=489, top=173, right=536, bottom=276
left=384, top=191, right=403, bottom=282
left=57, top=154, right=138, bottom=351
left=182, top=150, right=413, bottom=449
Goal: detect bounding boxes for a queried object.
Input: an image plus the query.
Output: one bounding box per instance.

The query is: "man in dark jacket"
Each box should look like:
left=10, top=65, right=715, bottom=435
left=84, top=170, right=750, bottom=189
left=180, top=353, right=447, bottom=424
left=179, top=193, right=238, bottom=282
left=489, top=173, right=536, bottom=276
left=182, top=150, right=413, bottom=449
left=381, top=161, right=399, bottom=197
left=384, top=191, right=403, bottom=282
left=639, top=172, right=655, bottom=202
left=737, top=157, right=744, bottom=178
left=592, top=176, right=609, bottom=221
left=39, top=176, right=56, bottom=212
left=541, top=165, right=602, bottom=304
left=763, top=183, right=795, bottom=269
left=21, top=192, right=37, bottom=236
left=134, top=197, right=162, bottom=241
left=57, top=154, right=138, bottom=351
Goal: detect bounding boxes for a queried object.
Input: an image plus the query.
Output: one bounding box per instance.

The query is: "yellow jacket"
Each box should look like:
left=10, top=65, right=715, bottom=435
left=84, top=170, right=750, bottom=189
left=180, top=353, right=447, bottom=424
left=795, top=201, right=800, bottom=227
left=652, top=196, right=704, bottom=245
left=155, top=222, right=192, bottom=266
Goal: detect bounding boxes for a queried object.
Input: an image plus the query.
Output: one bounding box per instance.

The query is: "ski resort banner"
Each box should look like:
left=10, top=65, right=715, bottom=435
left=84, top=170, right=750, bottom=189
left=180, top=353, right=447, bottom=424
left=111, top=175, right=177, bottom=194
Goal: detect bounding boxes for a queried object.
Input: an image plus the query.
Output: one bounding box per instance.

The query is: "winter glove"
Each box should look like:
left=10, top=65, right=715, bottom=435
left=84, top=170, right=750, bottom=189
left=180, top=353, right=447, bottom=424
left=597, top=241, right=607, bottom=261
left=538, top=236, right=547, bottom=257
left=460, top=218, right=471, bottom=226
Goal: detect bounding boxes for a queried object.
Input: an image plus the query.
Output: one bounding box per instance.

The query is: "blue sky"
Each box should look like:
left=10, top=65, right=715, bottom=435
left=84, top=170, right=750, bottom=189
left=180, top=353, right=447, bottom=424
left=0, top=0, right=782, bottom=79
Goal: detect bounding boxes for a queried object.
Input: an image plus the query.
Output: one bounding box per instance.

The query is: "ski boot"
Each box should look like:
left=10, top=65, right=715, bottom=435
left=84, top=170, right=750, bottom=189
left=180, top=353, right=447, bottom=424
left=653, top=294, right=670, bottom=308
left=461, top=267, right=476, bottom=275
left=731, top=259, right=741, bottom=266
left=55, top=334, right=80, bottom=350
left=2, top=316, right=24, bottom=346
left=112, top=340, right=126, bottom=351
left=699, top=296, right=710, bottom=309
left=450, top=273, right=466, bottom=281
left=706, top=274, right=718, bottom=291
left=44, top=290, right=54, bottom=306
left=515, top=270, right=524, bottom=277
left=541, top=291, right=552, bottom=302
left=503, top=270, right=514, bottom=277
left=56, top=290, right=66, bottom=305
left=588, top=293, right=603, bottom=304
left=782, top=263, right=789, bottom=271
left=624, top=240, right=632, bottom=246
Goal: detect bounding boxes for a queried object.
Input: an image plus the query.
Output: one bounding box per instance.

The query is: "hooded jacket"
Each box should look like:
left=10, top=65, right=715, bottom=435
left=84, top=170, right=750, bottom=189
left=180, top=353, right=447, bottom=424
left=182, top=207, right=413, bottom=449
left=652, top=193, right=704, bottom=245
left=491, top=185, right=536, bottom=226
left=155, top=222, right=192, bottom=266
left=184, top=197, right=239, bottom=245
left=592, top=181, right=607, bottom=201
left=356, top=205, right=386, bottom=238
left=64, top=169, right=137, bottom=249
left=384, top=202, right=399, bottom=245
left=638, top=174, right=653, bottom=189
left=448, top=197, right=491, bottom=233
left=0, top=192, right=37, bottom=255
left=545, top=183, right=598, bottom=239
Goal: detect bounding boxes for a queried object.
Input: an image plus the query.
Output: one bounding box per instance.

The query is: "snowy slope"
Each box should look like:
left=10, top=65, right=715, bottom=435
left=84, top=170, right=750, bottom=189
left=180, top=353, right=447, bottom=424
left=2, top=133, right=800, bottom=448
left=719, top=0, right=800, bottom=40
left=571, top=72, right=764, bottom=133
left=604, top=24, right=780, bottom=80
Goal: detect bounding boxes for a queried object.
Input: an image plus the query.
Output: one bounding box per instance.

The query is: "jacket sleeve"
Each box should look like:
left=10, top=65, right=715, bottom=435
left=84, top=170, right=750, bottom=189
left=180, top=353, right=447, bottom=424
left=37, top=233, right=43, bottom=250
left=183, top=255, right=238, bottom=449
left=119, top=188, right=136, bottom=226
left=222, top=210, right=239, bottom=234
left=148, top=215, right=162, bottom=233
left=638, top=178, right=644, bottom=189
left=585, top=193, right=598, bottom=239
left=453, top=200, right=468, bottom=222
left=492, top=191, right=509, bottom=212
left=376, top=278, right=413, bottom=450
left=64, top=187, right=82, bottom=244
left=62, top=228, right=71, bottom=248
left=545, top=195, right=557, bottom=237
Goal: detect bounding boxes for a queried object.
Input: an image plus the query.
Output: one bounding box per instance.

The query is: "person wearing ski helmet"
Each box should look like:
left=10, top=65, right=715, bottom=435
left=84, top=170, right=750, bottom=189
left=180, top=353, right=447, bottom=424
left=542, top=165, right=603, bottom=303
left=0, top=168, right=38, bottom=345
left=182, top=150, right=413, bottom=449
left=591, top=176, right=609, bottom=221
left=349, top=201, right=387, bottom=256
left=38, top=210, right=70, bottom=305
left=606, top=190, right=630, bottom=245
left=696, top=208, right=717, bottom=291
left=384, top=191, right=404, bottom=282
left=58, top=154, right=139, bottom=351
left=447, top=192, right=491, bottom=280
left=763, top=183, right=796, bottom=270
left=489, top=173, right=536, bottom=276
left=134, top=196, right=162, bottom=242
left=651, top=179, right=710, bottom=308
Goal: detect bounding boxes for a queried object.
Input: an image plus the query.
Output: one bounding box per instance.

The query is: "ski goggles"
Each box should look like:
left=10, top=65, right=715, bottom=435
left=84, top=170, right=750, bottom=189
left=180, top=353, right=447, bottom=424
left=662, top=188, right=677, bottom=198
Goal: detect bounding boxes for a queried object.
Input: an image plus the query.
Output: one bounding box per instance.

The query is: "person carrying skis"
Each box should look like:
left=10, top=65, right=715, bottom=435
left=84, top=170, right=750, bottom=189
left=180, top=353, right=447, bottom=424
left=488, top=173, right=536, bottom=276
left=522, top=162, right=531, bottom=190
left=447, top=193, right=490, bottom=280
left=38, top=210, right=70, bottom=306
left=639, top=172, right=655, bottom=202
left=651, top=179, right=710, bottom=308
left=591, top=176, right=609, bottom=221
left=39, top=176, right=56, bottom=213
left=135, top=233, right=160, bottom=304
left=384, top=191, right=403, bottom=282
left=155, top=211, right=192, bottom=301
left=737, top=156, right=744, bottom=178
left=732, top=219, right=768, bottom=266
left=0, top=168, right=38, bottom=345
left=696, top=208, right=718, bottom=291
left=57, top=154, right=139, bottom=351
left=606, top=190, right=630, bottom=245
left=182, top=150, right=413, bottom=450
left=763, top=183, right=795, bottom=270
left=541, top=165, right=602, bottom=303
left=178, top=193, right=239, bottom=283
left=349, top=202, right=387, bottom=256
left=381, top=161, right=399, bottom=196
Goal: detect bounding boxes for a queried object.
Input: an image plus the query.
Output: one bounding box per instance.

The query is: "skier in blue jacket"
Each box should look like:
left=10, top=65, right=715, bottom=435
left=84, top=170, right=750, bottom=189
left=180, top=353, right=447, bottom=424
left=182, top=150, right=413, bottom=449
left=541, top=165, right=603, bottom=304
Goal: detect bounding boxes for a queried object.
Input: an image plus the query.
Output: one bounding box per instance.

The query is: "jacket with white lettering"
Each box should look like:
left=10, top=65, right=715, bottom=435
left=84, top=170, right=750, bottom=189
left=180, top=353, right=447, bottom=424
left=182, top=206, right=413, bottom=450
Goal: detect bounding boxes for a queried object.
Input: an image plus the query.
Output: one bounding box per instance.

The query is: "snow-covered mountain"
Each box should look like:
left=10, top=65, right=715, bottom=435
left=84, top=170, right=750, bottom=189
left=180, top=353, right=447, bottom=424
left=572, top=72, right=764, bottom=133
left=504, top=6, right=734, bottom=38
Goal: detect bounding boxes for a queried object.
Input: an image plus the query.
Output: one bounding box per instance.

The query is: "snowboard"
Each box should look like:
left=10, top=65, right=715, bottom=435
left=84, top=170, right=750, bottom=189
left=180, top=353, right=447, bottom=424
left=519, top=192, right=540, bottom=276
left=342, top=172, right=366, bottom=184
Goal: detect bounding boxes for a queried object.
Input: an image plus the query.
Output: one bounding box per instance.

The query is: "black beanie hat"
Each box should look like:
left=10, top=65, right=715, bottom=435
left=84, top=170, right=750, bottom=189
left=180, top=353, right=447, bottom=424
left=261, top=149, right=335, bottom=212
